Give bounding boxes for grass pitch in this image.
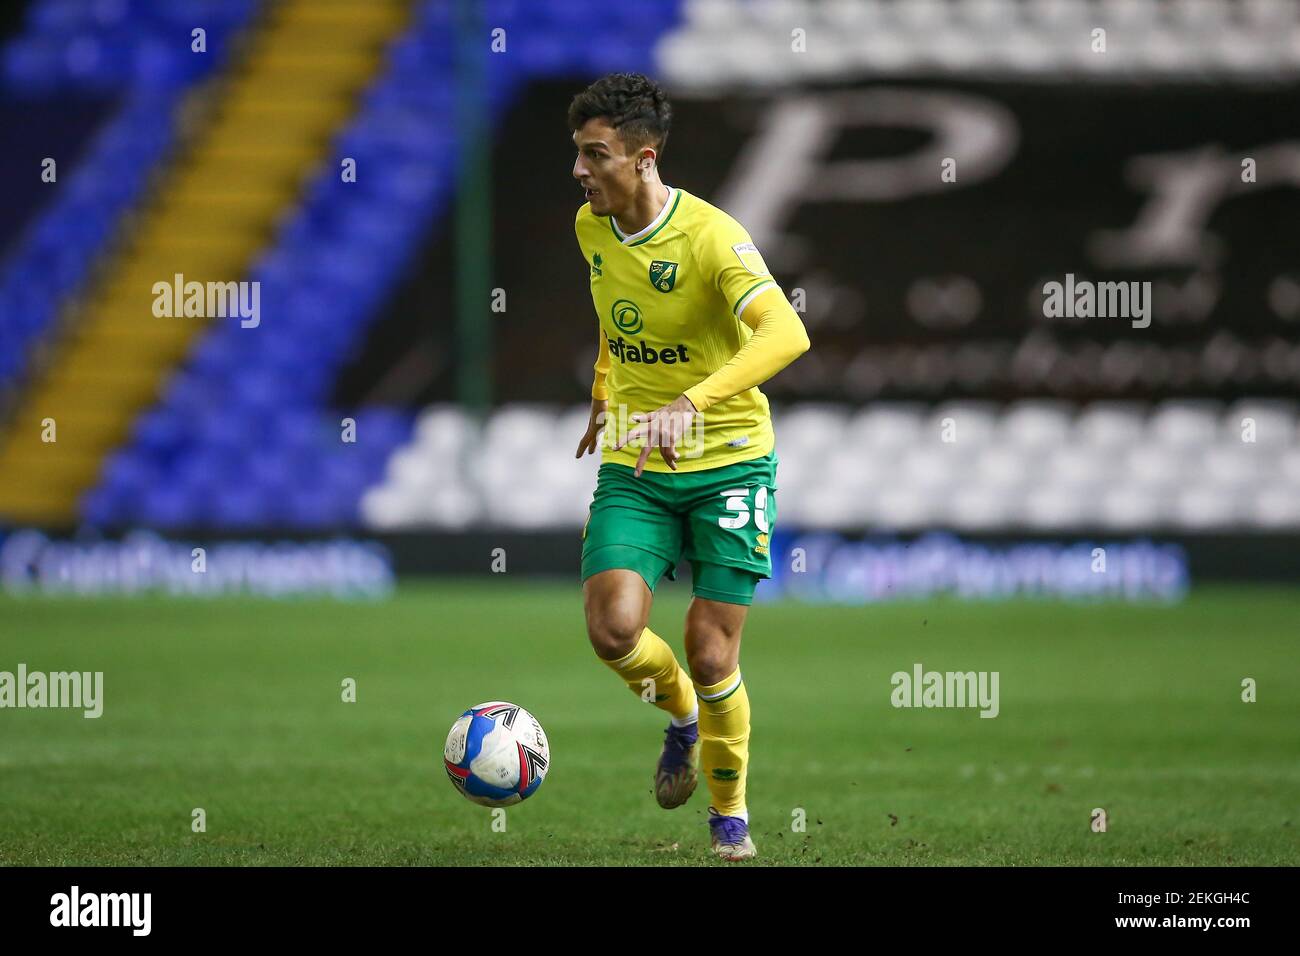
[2,581,1297,866]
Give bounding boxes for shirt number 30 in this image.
[718,486,770,531]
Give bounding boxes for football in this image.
[443,701,550,807]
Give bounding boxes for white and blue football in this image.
[443,701,550,807]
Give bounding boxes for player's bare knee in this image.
[586,611,642,660]
[685,641,733,686]
[583,597,644,660]
[583,571,650,659]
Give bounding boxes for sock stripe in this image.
[608,629,649,670]
[696,671,742,702]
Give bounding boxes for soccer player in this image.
[568,73,811,860]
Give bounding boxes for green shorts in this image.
[580,451,778,606]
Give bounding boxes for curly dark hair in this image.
[567,72,672,160]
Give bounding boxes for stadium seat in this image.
[359,394,1300,533]
[0,2,257,395]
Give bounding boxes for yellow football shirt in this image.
[575,185,784,472]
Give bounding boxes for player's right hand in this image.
[574,399,608,458]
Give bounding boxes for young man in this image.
[569,73,810,860]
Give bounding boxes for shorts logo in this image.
[649,259,678,293]
[611,298,643,334]
[755,532,769,556]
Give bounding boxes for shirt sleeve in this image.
[683,285,810,413]
[576,208,610,402]
[591,329,610,401]
[696,217,782,320]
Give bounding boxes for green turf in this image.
[1,581,1297,866]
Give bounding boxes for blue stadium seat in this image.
[71,0,681,529]
[0,0,258,398]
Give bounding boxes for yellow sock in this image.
[602,627,697,722]
[694,668,750,817]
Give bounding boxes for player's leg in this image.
[582,566,653,661]
[582,561,695,724]
[678,450,778,859]
[582,565,700,808]
[582,566,694,720]
[581,464,699,807]
[684,569,759,860]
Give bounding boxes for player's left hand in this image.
[613,394,698,476]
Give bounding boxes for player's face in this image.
[572,118,640,217]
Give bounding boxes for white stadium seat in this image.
[871,485,939,531]
[1074,402,1147,449]
[1097,486,1171,529]
[998,400,1074,449]
[1022,486,1094,529]
[1172,486,1246,529]
[662,0,1300,82]
[927,401,1000,447]
[1126,445,1189,491]
[945,485,1018,530]
[1149,399,1224,448]
[1044,445,1117,489]
[1224,400,1297,445]
[842,403,927,450]
[973,446,1035,489]
[1250,484,1300,527]
[363,399,1300,532]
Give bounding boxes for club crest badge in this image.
[649,259,678,293]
